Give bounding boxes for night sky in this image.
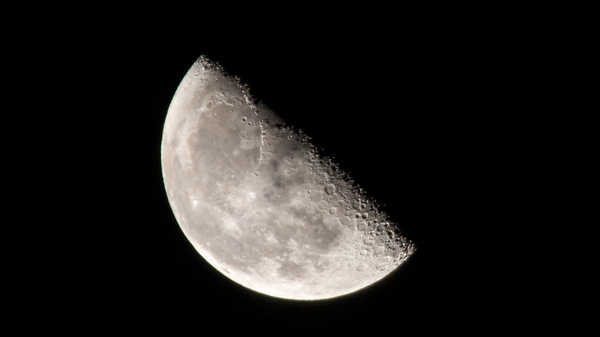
[8,4,596,335]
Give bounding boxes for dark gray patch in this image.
[270,158,281,172]
[278,261,307,280]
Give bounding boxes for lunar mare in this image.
[161,56,415,300]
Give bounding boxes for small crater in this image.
[239,130,247,138]
[325,183,336,195]
[341,217,352,226]
[242,117,247,122]
[314,174,326,185]
[318,200,328,210]
[357,221,368,231]
[328,207,337,215]
[206,101,213,109]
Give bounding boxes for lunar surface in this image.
[161,56,415,300]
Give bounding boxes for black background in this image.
[7,3,596,335]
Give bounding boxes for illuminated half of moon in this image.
[161,56,415,300]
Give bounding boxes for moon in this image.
[161,56,415,300]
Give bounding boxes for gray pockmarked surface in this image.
[161,56,415,300]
